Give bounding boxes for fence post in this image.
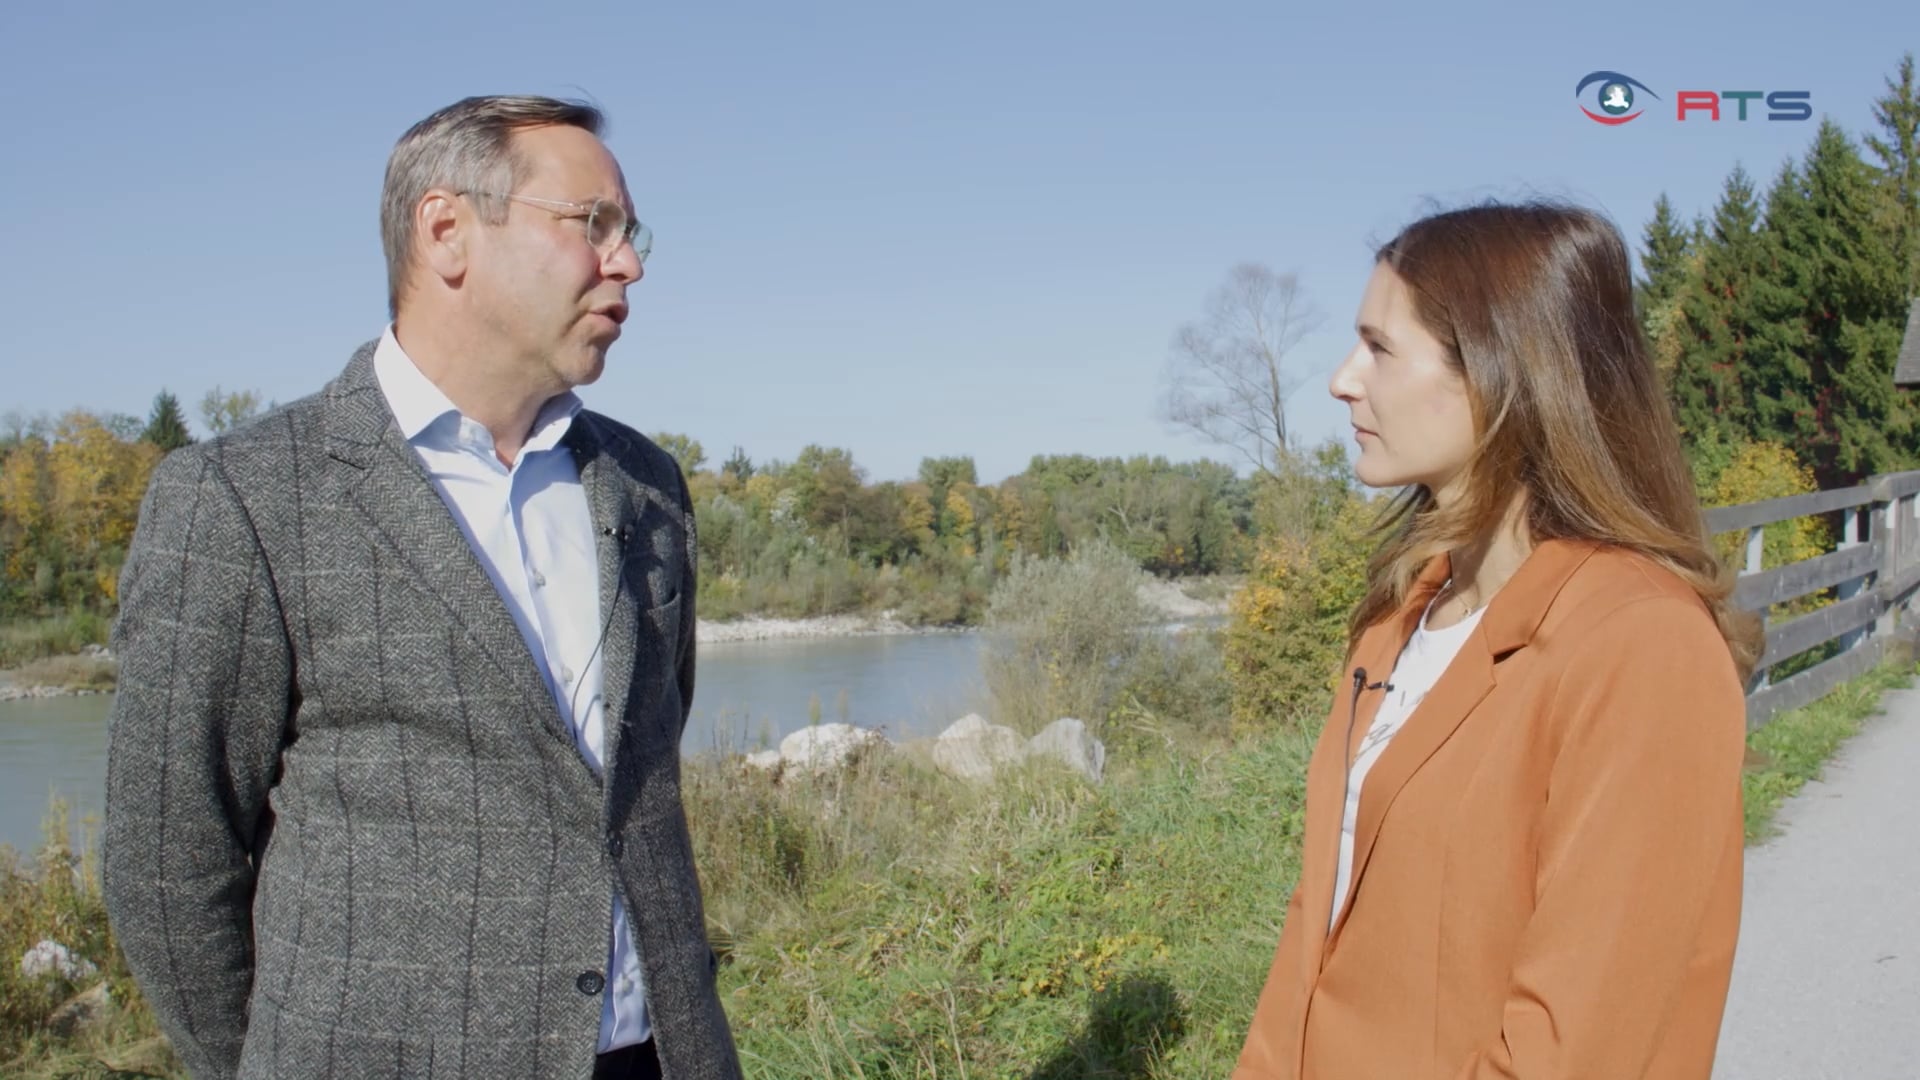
[1745,526,1768,690]
[1896,490,1912,622]
[1839,506,1869,653]
[1874,478,1898,640]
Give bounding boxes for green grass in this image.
[1740,658,1916,843]
[5,657,1912,1079]
[689,722,1317,1078]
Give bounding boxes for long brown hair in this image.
[1346,200,1761,679]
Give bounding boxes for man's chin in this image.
[573,350,608,387]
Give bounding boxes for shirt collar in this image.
[371,325,583,457]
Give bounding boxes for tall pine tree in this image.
[1637,193,1695,312]
[1865,51,1920,297]
[141,389,194,452]
[1743,161,1818,457]
[1755,121,1914,486]
[1637,193,1701,387]
[1672,166,1765,449]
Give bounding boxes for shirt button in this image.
[608,834,624,858]
[576,971,604,996]
[561,666,575,685]
[533,571,547,588]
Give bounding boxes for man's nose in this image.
[603,240,643,283]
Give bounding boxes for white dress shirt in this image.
[373,327,650,1051]
[1329,593,1486,931]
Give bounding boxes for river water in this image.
[0,630,991,856]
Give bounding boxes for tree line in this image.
[0,390,1255,629]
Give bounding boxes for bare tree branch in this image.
[1159,263,1325,478]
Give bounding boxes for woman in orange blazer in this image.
[1234,201,1762,1080]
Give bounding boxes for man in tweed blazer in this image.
[102,96,741,1080]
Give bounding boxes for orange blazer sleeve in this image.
[1452,596,1747,1079]
[1235,880,1313,1078]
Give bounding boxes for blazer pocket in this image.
[642,592,682,642]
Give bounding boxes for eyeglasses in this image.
[462,191,652,263]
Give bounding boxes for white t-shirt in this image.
[1329,593,1487,931]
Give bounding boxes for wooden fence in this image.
[1706,470,1920,728]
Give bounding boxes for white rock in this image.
[777,723,887,774]
[20,939,98,982]
[932,713,1028,781]
[742,750,784,772]
[1028,718,1106,783]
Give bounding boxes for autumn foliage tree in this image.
[0,411,160,615]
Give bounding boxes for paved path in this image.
[1713,687,1920,1080]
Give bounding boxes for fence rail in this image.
[1705,471,1920,729]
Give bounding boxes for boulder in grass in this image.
[1027,717,1106,783]
[932,713,1027,781]
[19,939,97,983]
[777,723,888,774]
[742,749,784,773]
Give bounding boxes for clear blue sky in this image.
[2,1,1911,483]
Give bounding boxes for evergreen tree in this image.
[1865,51,1920,296]
[140,389,194,452]
[721,445,755,485]
[1637,193,1694,314]
[1637,193,1702,388]
[1743,160,1820,459]
[1753,121,1914,486]
[1672,165,1765,448]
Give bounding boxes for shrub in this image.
[1698,437,1830,582]
[1696,436,1834,679]
[1105,627,1233,755]
[1225,490,1377,734]
[981,539,1155,736]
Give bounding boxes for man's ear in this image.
[416,189,469,286]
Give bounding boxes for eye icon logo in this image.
[1576,71,1658,125]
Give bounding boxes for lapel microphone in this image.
[1354,667,1395,693]
[571,520,642,734]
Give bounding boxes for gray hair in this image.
[380,95,606,317]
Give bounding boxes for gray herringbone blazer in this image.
[102,343,742,1080]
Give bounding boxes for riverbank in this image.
[0,649,116,702]
[0,579,1237,693]
[698,578,1230,645]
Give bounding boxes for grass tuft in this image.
[1740,660,1916,843]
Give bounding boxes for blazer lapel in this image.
[322,344,562,732]
[1323,538,1603,952]
[565,417,646,774]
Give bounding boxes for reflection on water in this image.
[0,630,992,854]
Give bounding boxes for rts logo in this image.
[1575,71,1812,124]
[1577,71,1658,125]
